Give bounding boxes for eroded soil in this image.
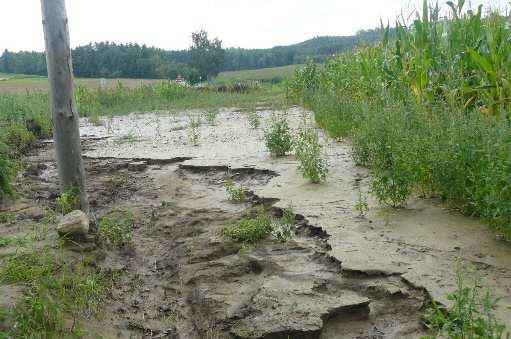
[2,107,510,338]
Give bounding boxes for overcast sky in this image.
[1,0,508,52]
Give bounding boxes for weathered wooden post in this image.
[41,0,89,213]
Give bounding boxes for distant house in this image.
[175,75,185,84]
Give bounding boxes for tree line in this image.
[0,29,383,82]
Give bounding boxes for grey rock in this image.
[57,210,89,237]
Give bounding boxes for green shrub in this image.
[3,123,35,155]
[98,210,134,248]
[204,108,219,125]
[294,128,328,183]
[0,142,16,202]
[264,115,293,157]
[271,207,296,242]
[425,268,508,338]
[247,111,261,129]
[188,114,201,146]
[225,179,246,203]
[56,187,80,215]
[223,209,273,243]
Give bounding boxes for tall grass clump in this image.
[288,0,511,237]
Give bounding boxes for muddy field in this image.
[2,107,510,338]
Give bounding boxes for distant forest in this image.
[0,29,383,82]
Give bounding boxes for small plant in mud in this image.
[97,210,135,248]
[56,187,80,215]
[271,206,296,242]
[247,110,261,129]
[294,128,328,183]
[0,211,16,225]
[424,267,508,338]
[223,208,273,243]
[354,188,369,217]
[188,114,201,146]
[204,109,219,126]
[264,115,293,157]
[225,179,246,203]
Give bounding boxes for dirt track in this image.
[5,107,510,338]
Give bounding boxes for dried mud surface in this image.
[2,107,510,338]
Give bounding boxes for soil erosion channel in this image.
[19,108,511,337]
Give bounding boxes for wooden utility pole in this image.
[41,0,89,213]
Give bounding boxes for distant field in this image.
[0,73,160,94]
[215,64,303,83]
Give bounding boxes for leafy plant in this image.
[264,115,293,157]
[294,128,328,183]
[271,206,296,242]
[223,209,273,243]
[225,179,246,203]
[424,268,508,338]
[354,188,369,217]
[188,114,201,146]
[56,187,80,215]
[204,108,219,125]
[247,110,261,129]
[97,210,135,248]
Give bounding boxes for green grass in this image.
[288,1,511,238]
[97,210,135,248]
[215,64,303,84]
[0,244,115,338]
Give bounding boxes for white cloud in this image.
[0,0,508,52]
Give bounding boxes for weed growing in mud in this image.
[223,209,273,243]
[0,211,15,225]
[271,206,296,242]
[264,115,293,157]
[56,187,80,215]
[204,109,219,126]
[247,110,261,129]
[355,189,369,217]
[0,237,11,247]
[294,128,328,183]
[424,267,508,338]
[225,179,246,203]
[188,114,201,146]
[98,210,135,248]
[224,207,297,244]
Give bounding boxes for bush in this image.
[425,268,508,338]
[56,187,80,215]
[264,115,293,157]
[223,209,273,243]
[0,142,16,202]
[294,128,328,183]
[225,179,246,203]
[3,123,35,155]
